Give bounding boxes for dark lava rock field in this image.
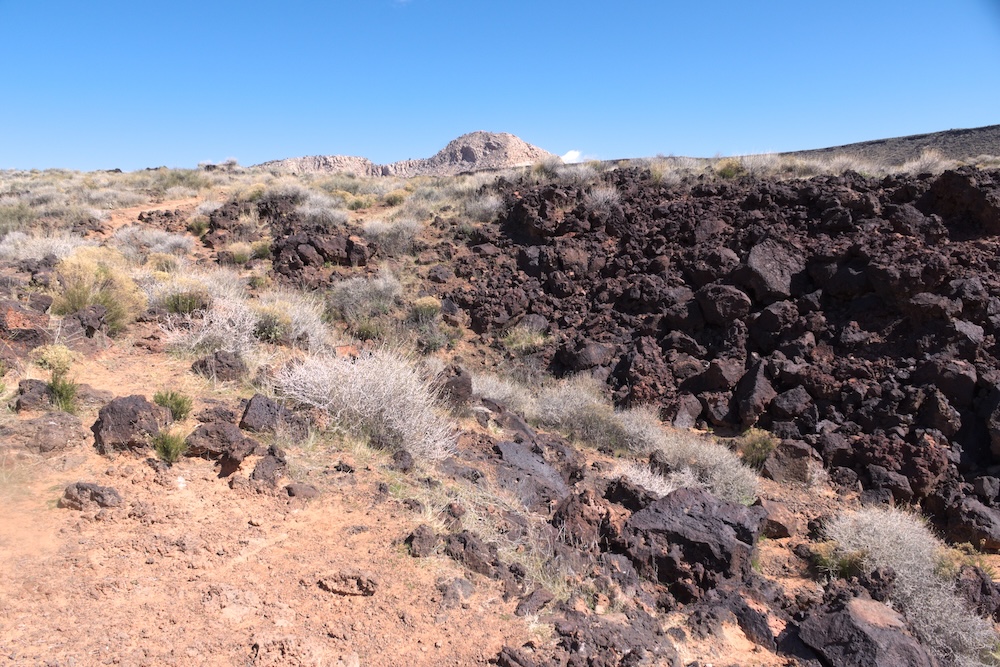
[444,166,1000,550]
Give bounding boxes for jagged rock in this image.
[92,395,171,454]
[405,524,439,557]
[14,379,52,412]
[191,350,247,382]
[58,482,122,510]
[619,488,766,601]
[799,595,939,667]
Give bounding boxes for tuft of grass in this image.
[714,157,746,179]
[825,507,998,666]
[0,201,39,234]
[49,369,78,414]
[362,218,420,257]
[162,289,211,315]
[502,323,549,354]
[154,390,193,421]
[328,272,401,324]
[735,428,779,470]
[409,296,441,324]
[529,376,758,504]
[51,247,147,336]
[275,348,456,463]
[153,431,188,464]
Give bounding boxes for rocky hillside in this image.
[4,157,1000,666]
[256,131,555,177]
[786,123,1000,166]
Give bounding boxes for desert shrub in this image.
[362,218,420,256]
[251,239,271,260]
[464,193,504,222]
[0,231,92,262]
[615,406,758,505]
[187,216,209,236]
[296,192,349,226]
[533,375,627,448]
[900,148,955,175]
[154,390,193,421]
[153,430,188,464]
[147,169,209,195]
[382,190,407,207]
[714,157,746,179]
[409,296,441,324]
[165,296,259,357]
[532,156,563,178]
[275,348,456,462]
[584,185,621,211]
[735,428,779,469]
[0,201,38,233]
[252,289,329,351]
[824,507,998,666]
[111,225,193,261]
[32,345,74,374]
[51,247,147,335]
[471,373,537,417]
[49,369,78,414]
[328,272,401,323]
[531,377,757,504]
[146,252,179,273]
[502,322,549,353]
[616,461,700,497]
[346,195,375,211]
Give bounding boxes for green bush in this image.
[736,428,779,470]
[154,390,193,421]
[49,369,78,414]
[163,289,211,315]
[153,431,188,464]
[0,201,38,234]
[51,247,147,336]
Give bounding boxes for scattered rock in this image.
[92,395,171,454]
[191,350,248,382]
[316,570,377,596]
[58,482,122,510]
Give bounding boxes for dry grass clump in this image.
[275,348,456,462]
[502,321,549,353]
[51,247,147,335]
[824,507,998,666]
[362,218,420,256]
[527,376,757,504]
[471,372,537,418]
[615,461,700,497]
[463,193,504,222]
[111,225,193,262]
[0,231,92,261]
[327,272,402,323]
[583,185,621,212]
[296,192,349,227]
[251,289,329,351]
[899,148,956,175]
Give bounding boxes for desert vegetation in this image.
[3,130,1000,665]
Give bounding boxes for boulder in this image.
[619,488,766,600]
[58,482,122,510]
[695,284,752,325]
[191,350,247,382]
[92,395,171,454]
[799,596,938,667]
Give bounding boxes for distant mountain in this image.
[783,124,1000,165]
[255,131,555,177]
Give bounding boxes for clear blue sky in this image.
[2,0,998,171]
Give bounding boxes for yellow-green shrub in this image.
[52,247,147,335]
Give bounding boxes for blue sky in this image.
[1,0,998,171]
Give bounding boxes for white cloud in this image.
[561,150,583,163]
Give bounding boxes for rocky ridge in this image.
[255,131,555,177]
